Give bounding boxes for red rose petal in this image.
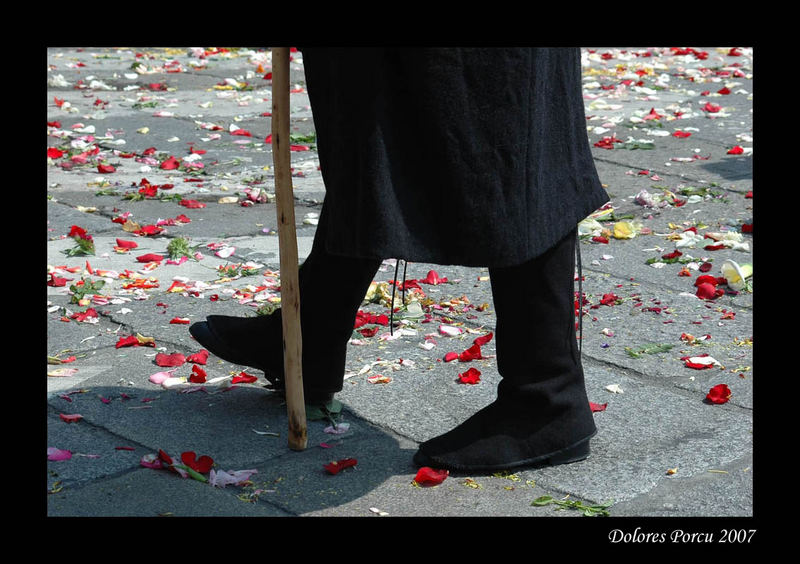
[420,270,447,285]
[181,451,214,473]
[155,352,186,367]
[136,253,164,263]
[589,402,608,413]
[358,326,380,338]
[413,467,449,487]
[180,199,206,209]
[186,350,209,364]
[115,238,138,249]
[189,364,207,383]
[231,371,258,384]
[116,335,140,348]
[323,458,358,475]
[473,332,493,347]
[458,343,483,362]
[458,367,481,385]
[158,449,174,465]
[600,293,620,306]
[696,283,721,300]
[160,156,181,170]
[706,384,731,404]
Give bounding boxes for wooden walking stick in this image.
[271,46,307,451]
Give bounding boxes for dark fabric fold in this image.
[301,47,608,267]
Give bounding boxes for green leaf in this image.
[166,237,202,261]
[69,278,106,303]
[174,464,209,483]
[256,304,278,316]
[625,343,674,358]
[531,495,613,516]
[289,132,317,144]
[305,398,343,421]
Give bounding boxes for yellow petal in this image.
[135,334,156,346]
[613,221,634,239]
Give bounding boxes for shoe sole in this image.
[413,431,596,473]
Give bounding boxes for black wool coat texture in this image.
[301,47,609,268]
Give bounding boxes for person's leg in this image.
[190,210,381,402]
[413,228,596,471]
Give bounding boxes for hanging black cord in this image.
[576,231,583,354]
[401,260,408,305]
[390,259,399,335]
[389,259,409,337]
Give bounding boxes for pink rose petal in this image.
[209,469,258,488]
[149,369,178,385]
[47,447,72,461]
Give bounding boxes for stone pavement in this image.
[46,46,757,534]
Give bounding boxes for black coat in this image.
[301,47,608,268]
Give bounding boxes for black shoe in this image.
[413,396,595,472]
[413,228,597,473]
[189,315,336,404]
[189,316,280,378]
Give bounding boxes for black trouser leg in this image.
[192,208,381,398]
[414,228,596,472]
[489,228,586,408]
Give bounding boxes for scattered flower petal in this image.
[367,374,392,384]
[720,260,752,291]
[47,447,72,461]
[413,467,449,487]
[186,350,209,364]
[231,371,258,384]
[136,253,164,263]
[683,355,721,370]
[439,325,462,336]
[189,364,207,383]
[181,451,214,473]
[458,343,483,362]
[324,422,351,435]
[155,352,186,367]
[473,332,494,347]
[209,469,258,488]
[149,369,179,385]
[140,453,164,469]
[458,367,481,385]
[324,458,358,475]
[706,384,731,404]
